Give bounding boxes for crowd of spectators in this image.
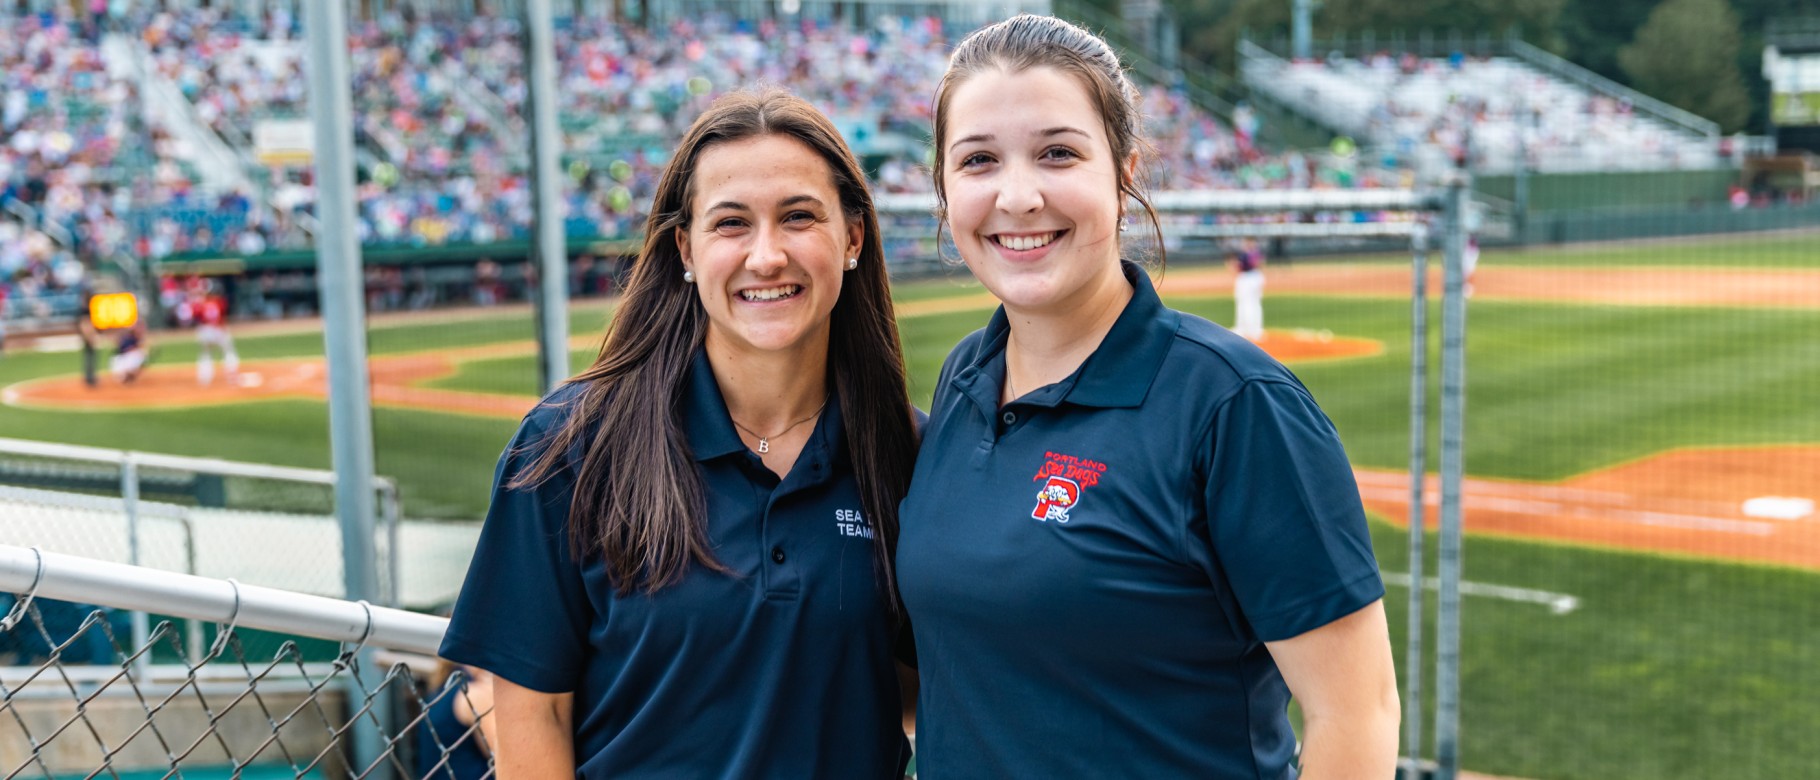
[0,12,129,330]
[101,7,1397,257]
[1,2,1418,325]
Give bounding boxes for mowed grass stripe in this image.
[1487,229,1820,269]
[1372,520,1820,780]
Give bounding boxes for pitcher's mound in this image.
[1254,329,1382,363]
[4,360,324,411]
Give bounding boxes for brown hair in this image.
[930,14,1164,262]
[513,88,917,603]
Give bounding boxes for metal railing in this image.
[1242,35,1722,151]
[109,33,259,196]
[1236,39,1360,140]
[0,544,490,779]
[1503,38,1719,141]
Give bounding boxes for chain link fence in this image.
[0,545,492,779]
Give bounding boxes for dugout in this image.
[1743,153,1820,202]
[149,237,638,322]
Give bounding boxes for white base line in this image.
[1357,486,1778,537]
[1382,571,1580,615]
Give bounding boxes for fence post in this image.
[304,0,387,772]
[526,0,571,395]
[1401,221,1430,780]
[121,453,150,680]
[381,482,402,609]
[1434,155,1472,780]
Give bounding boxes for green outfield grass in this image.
[1168,295,1820,480]
[1487,231,1820,269]
[13,268,1816,516]
[424,291,1820,482]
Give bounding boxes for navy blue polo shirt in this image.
[441,351,904,779]
[897,263,1383,779]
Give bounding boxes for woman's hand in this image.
[452,667,497,756]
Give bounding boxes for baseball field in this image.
[2,230,1817,779]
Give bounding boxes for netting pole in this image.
[1400,222,1430,780]
[1434,165,1472,780]
[305,0,386,772]
[527,0,571,394]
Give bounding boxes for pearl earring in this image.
[1118,218,1129,233]
[846,257,859,271]
[683,270,695,284]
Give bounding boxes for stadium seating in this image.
[106,8,1391,257]
[2,5,1405,291]
[1249,49,1720,174]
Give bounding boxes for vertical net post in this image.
[526,0,572,395]
[1401,222,1430,780]
[304,0,385,771]
[1434,163,1472,780]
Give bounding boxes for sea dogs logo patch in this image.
[1032,476,1081,522]
[1029,451,1108,523]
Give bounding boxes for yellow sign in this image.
[89,293,139,330]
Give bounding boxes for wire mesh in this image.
[0,598,492,779]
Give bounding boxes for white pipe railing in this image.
[0,437,342,487]
[1505,39,1719,140]
[0,545,447,656]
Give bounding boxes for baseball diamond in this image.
[3,232,1818,779]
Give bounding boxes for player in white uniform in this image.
[1231,236,1266,341]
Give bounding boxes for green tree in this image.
[1616,0,1752,131]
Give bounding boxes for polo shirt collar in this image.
[963,261,1177,410]
[682,349,748,462]
[680,348,846,470]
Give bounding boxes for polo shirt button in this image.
[1001,411,1017,425]
[771,546,786,564]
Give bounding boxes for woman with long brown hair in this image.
[440,87,918,778]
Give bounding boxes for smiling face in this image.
[676,133,862,363]
[942,65,1132,316]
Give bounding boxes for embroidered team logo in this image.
[1028,451,1108,524]
[1032,476,1081,523]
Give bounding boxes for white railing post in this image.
[120,453,151,681]
[379,480,402,609]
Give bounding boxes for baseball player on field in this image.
[1230,236,1267,341]
[188,278,238,385]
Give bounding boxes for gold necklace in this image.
[730,399,828,454]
